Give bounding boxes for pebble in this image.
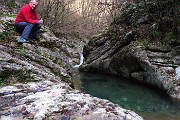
[3,111,11,116]
[105,107,114,112]
[0,112,4,116]
[3,91,12,95]
[27,113,34,119]
[59,114,70,120]
[12,109,21,115]
[126,114,132,120]
[21,106,29,115]
[22,110,29,115]
[24,99,34,105]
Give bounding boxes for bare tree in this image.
[38,0,129,38]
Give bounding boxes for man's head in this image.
[29,0,38,10]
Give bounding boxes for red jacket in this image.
[14,4,39,25]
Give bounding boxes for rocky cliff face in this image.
[82,32,180,100]
[82,1,180,100]
[0,15,143,120]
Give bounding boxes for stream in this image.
[81,72,180,120]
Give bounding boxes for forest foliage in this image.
[111,0,179,45]
[1,0,179,41]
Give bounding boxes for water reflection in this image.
[81,72,180,120]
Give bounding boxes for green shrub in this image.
[113,3,146,27]
[163,32,173,44]
[7,0,16,8]
[0,78,6,86]
[0,19,17,42]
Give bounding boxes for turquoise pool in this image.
[81,72,180,120]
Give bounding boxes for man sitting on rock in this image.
[14,0,43,44]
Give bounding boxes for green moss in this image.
[7,0,16,8]
[163,32,173,44]
[14,70,27,83]
[0,33,7,41]
[52,59,62,66]
[113,3,145,26]
[61,75,71,83]
[19,47,26,56]
[41,53,51,59]
[7,59,15,63]
[0,19,17,42]
[133,39,148,47]
[0,78,6,86]
[73,76,83,90]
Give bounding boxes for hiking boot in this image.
[18,37,29,44]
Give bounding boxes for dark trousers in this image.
[15,22,41,40]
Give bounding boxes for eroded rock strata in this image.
[0,17,143,119]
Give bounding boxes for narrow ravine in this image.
[81,72,180,120]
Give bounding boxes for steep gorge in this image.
[81,0,180,100]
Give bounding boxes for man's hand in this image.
[39,19,43,24]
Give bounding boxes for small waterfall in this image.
[70,46,84,90]
[73,51,84,68]
[66,45,84,69]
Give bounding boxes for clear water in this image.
[81,72,180,120]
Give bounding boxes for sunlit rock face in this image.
[0,37,143,120]
[0,81,143,120]
[0,19,143,120]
